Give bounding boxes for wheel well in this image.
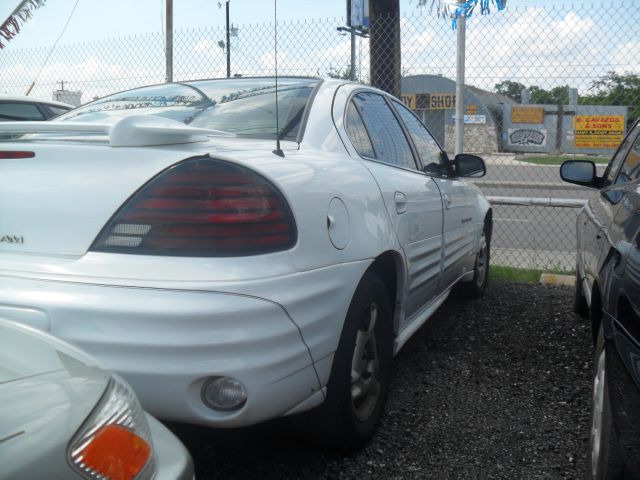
[485,209,493,243]
[591,282,603,345]
[368,251,402,334]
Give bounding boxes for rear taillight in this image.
[90,156,296,256]
[0,151,35,159]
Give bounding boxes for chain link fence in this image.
[1,1,638,271]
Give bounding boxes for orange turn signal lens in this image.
[79,424,151,480]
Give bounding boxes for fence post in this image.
[454,0,466,155]
[165,0,173,83]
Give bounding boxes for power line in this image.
[26,0,81,95]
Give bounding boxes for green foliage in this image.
[489,265,573,283]
[493,81,572,105]
[529,85,571,105]
[326,66,353,80]
[494,80,526,103]
[579,71,640,126]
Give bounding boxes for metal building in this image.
[401,74,514,154]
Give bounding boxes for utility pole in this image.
[337,24,367,81]
[165,0,173,83]
[369,0,400,97]
[350,28,356,81]
[454,0,466,155]
[226,0,231,78]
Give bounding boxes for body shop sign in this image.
[508,128,547,147]
[574,115,624,148]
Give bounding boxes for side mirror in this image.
[560,160,597,188]
[454,154,486,178]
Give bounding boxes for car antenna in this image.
[272,0,285,158]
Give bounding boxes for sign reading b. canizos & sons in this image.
[574,115,625,149]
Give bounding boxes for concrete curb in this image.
[539,273,575,286]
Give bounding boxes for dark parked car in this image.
[561,119,640,479]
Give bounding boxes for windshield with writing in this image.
[55,78,319,141]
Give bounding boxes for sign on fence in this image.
[512,106,544,124]
[574,115,625,149]
[508,128,548,147]
[452,114,487,124]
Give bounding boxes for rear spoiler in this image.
[0,115,235,147]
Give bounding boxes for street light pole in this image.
[454,0,466,155]
[225,0,231,78]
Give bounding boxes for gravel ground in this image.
[169,282,593,479]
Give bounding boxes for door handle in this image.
[443,193,452,209]
[394,192,408,214]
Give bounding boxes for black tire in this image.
[456,221,490,299]
[588,324,624,479]
[574,267,589,318]
[306,271,393,451]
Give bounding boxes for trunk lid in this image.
[0,142,197,256]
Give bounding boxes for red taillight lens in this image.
[90,157,297,256]
[0,151,35,159]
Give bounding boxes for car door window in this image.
[391,99,445,175]
[604,123,640,186]
[351,92,417,170]
[615,130,640,183]
[345,102,375,158]
[0,102,45,121]
[603,124,640,203]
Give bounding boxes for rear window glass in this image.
[55,78,319,141]
[48,106,72,117]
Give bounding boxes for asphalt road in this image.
[469,160,605,269]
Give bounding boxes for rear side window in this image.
[391,100,443,173]
[0,102,45,121]
[352,92,417,170]
[345,102,375,158]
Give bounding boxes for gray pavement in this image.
[466,154,604,270]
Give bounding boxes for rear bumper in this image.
[0,275,321,427]
[0,259,370,427]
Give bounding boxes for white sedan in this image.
[0,77,491,449]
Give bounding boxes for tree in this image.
[326,66,353,80]
[492,82,572,105]
[579,71,640,126]
[494,80,526,103]
[529,85,571,105]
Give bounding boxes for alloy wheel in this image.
[591,346,606,477]
[350,303,382,422]
[475,230,488,288]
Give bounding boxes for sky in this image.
[0,0,637,101]
[0,0,572,48]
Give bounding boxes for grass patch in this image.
[515,156,608,166]
[489,265,573,283]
